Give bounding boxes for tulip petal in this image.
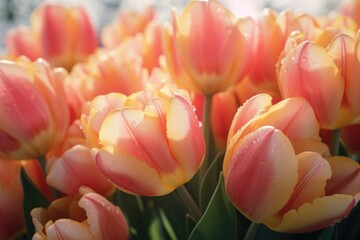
[167,95,205,179]
[0,62,51,140]
[99,104,177,174]
[327,34,360,125]
[95,147,171,196]
[266,195,355,233]
[228,93,273,141]
[45,219,93,240]
[47,145,114,196]
[81,93,127,147]
[277,152,331,213]
[325,156,360,199]
[224,126,297,222]
[5,26,41,60]
[79,192,129,240]
[243,97,320,142]
[292,139,330,156]
[346,38,360,116]
[278,41,344,128]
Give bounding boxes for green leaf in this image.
[20,167,50,239]
[199,150,224,211]
[153,190,189,240]
[336,202,360,240]
[317,225,338,240]
[189,173,237,240]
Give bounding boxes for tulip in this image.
[163,0,253,94]
[101,6,155,49]
[31,187,129,240]
[5,3,98,70]
[0,158,49,240]
[278,33,360,129]
[65,44,145,121]
[0,57,69,159]
[83,85,205,196]
[47,145,115,197]
[340,0,360,25]
[223,94,360,233]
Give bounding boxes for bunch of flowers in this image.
[1,0,360,239]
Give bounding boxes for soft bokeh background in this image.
[0,0,340,53]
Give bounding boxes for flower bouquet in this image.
[1,0,360,239]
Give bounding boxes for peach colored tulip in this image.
[83,85,205,196]
[0,158,50,240]
[136,21,165,70]
[0,57,69,159]
[101,6,155,49]
[47,145,115,197]
[32,188,129,240]
[163,0,254,94]
[224,94,360,233]
[5,3,98,70]
[236,9,358,104]
[340,0,360,26]
[65,45,145,121]
[278,33,360,129]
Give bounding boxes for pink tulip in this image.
[32,188,129,240]
[340,0,360,26]
[83,85,205,196]
[0,159,49,240]
[278,33,360,129]
[47,145,115,196]
[5,3,98,70]
[101,6,155,49]
[224,94,360,233]
[66,45,145,121]
[0,57,69,159]
[163,0,254,94]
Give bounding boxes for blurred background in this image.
[0,0,341,53]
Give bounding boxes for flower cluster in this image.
[0,0,360,239]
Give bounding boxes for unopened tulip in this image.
[47,145,115,196]
[0,57,69,159]
[163,0,253,94]
[32,188,129,240]
[224,94,360,233]
[0,159,49,240]
[83,85,205,196]
[5,3,98,70]
[278,33,360,129]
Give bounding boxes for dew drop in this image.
[198,121,203,128]
[302,56,308,62]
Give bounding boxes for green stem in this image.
[175,185,202,222]
[243,222,261,240]
[330,129,341,156]
[199,94,216,182]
